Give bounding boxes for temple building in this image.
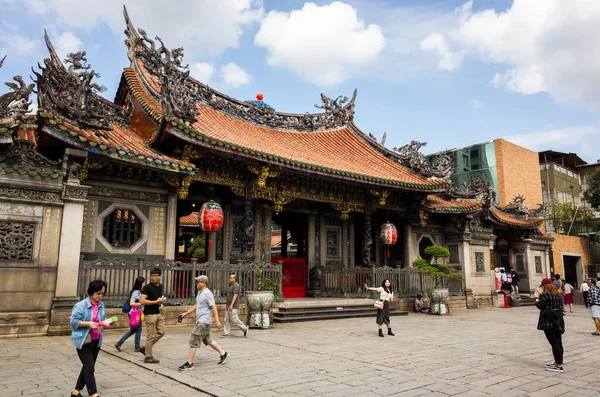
[0,8,552,336]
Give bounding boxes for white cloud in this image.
[504,126,600,159]
[0,22,39,57]
[254,1,385,86]
[421,0,600,110]
[53,31,83,60]
[192,62,215,85]
[420,32,462,71]
[469,98,484,109]
[221,62,251,87]
[19,0,264,57]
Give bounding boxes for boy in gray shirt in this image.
[177,275,229,370]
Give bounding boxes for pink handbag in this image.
[129,306,141,328]
[374,300,384,309]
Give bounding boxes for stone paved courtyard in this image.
[2,305,599,396]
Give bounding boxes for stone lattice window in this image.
[0,221,35,261]
[535,256,543,273]
[102,209,142,248]
[475,252,485,272]
[449,245,459,263]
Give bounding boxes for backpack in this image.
[121,293,132,313]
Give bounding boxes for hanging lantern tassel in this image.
[208,236,213,249]
[387,247,390,259]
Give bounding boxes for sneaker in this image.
[243,328,248,337]
[545,362,555,368]
[114,343,121,352]
[177,362,195,371]
[218,352,229,365]
[138,347,146,356]
[545,364,563,373]
[144,357,160,364]
[220,334,231,339]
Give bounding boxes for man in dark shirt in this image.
[140,267,166,363]
[587,279,600,335]
[221,274,248,338]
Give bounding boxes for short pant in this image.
[189,322,212,348]
[591,305,600,319]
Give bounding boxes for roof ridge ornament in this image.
[446,177,488,199]
[0,72,35,129]
[392,140,452,180]
[122,6,358,131]
[494,194,549,220]
[32,31,131,130]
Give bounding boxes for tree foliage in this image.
[413,246,462,288]
[186,233,206,258]
[549,202,598,235]
[583,170,600,210]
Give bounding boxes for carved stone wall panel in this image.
[0,221,35,261]
[0,187,61,204]
[326,226,341,260]
[80,200,97,253]
[475,251,485,273]
[89,185,168,203]
[147,206,166,256]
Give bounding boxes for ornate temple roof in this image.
[119,8,450,192]
[179,212,199,227]
[30,32,193,175]
[422,195,481,214]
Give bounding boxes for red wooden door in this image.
[272,257,306,298]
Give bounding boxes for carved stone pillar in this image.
[349,217,355,267]
[222,204,231,262]
[362,214,374,267]
[342,218,349,268]
[319,215,327,266]
[165,190,178,260]
[243,199,254,253]
[308,214,316,270]
[263,204,272,263]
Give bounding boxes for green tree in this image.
[549,202,598,235]
[413,246,462,288]
[186,233,206,258]
[583,170,600,210]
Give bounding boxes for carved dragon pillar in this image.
[362,214,374,268]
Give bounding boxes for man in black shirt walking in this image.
[140,267,166,363]
[221,274,248,338]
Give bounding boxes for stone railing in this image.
[77,256,282,306]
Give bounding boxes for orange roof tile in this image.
[39,112,193,173]
[489,207,544,228]
[422,195,481,213]
[180,212,199,227]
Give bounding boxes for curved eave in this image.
[39,114,193,175]
[489,209,544,229]
[165,122,446,192]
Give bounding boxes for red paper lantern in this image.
[380,222,398,246]
[198,201,223,232]
[256,93,264,101]
[380,222,398,259]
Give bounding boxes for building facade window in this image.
[475,251,485,272]
[102,209,142,248]
[449,245,459,263]
[418,236,435,262]
[0,221,35,261]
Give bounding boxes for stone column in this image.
[307,214,316,269]
[404,222,412,267]
[253,201,262,259]
[349,217,355,267]
[319,215,327,266]
[342,218,349,268]
[165,190,178,260]
[207,233,217,262]
[222,204,231,263]
[361,214,373,267]
[263,204,272,263]
[48,182,90,335]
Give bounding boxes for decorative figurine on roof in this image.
[446,177,488,199]
[0,55,5,68]
[33,32,130,130]
[315,88,357,129]
[499,194,548,220]
[393,141,452,180]
[0,73,34,128]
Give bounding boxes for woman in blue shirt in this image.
[70,280,108,397]
[115,276,145,353]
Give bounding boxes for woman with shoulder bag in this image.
[69,280,109,397]
[535,278,565,373]
[364,279,396,337]
[115,276,145,353]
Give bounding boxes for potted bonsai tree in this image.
[412,246,462,315]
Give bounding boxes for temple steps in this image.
[273,299,408,323]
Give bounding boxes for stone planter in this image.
[246,291,275,329]
[428,288,449,315]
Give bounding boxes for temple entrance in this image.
[563,255,582,287]
[271,212,308,298]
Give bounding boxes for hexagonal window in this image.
[102,209,142,248]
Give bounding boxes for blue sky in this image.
[1,0,600,162]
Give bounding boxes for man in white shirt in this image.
[581,279,591,308]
